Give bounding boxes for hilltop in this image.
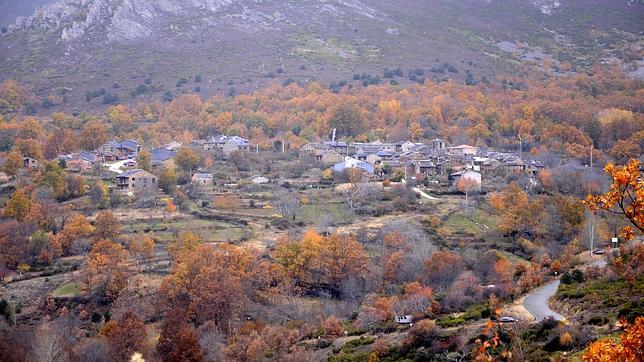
[0,0,642,112]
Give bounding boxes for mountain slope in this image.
[0,0,642,112]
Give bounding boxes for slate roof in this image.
[151,147,176,163]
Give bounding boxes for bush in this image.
[587,315,607,325]
[618,300,644,323]
[315,338,332,350]
[283,78,294,86]
[436,315,465,328]
[102,93,119,105]
[0,299,11,320]
[571,269,585,283]
[561,271,572,285]
[195,74,202,82]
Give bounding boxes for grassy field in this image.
[52,282,78,298]
[441,209,497,237]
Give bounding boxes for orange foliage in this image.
[583,317,644,362]
[585,159,643,239]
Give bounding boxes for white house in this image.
[449,144,478,156]
[449,170,481,190]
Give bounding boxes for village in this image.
[5,132,547,201]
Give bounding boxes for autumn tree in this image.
[101,311,147,361]
[583,316,643,362]
[4,188,32,222]
[329,102,362,138]
[39,161,67,200]
[136,150,152,172]
[158,244,268,330]
[456,176,479,210]
[94,210,121,241]
[44,129,77,159]
[129,233,155,271]
[56,214,94,255]
[157,308,204,362]
[490,182,544,237]
[85,239,128,300]
[107,105,134,134]
[159,167,178,194]
[423,250,464,291]
[175,147,200,173]
[79,121,108,151]
[14,138,43,161]
[0,79,29,114]
[585,159,643,240]
[2,151,23,178]
[273,231,368,292]
[90,181,111,209]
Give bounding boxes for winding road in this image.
[523,257,607,322]
[523,280,565,322]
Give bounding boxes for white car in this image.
[500,316,518,323]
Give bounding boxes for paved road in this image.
[523,280,565,322]
[523,257,607,322]
[104,159,130,175]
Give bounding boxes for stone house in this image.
[115,169,158,192]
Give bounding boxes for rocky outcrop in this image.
[9,0,378,43]
[529,0,561,15]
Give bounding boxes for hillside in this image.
[0,0,642,112]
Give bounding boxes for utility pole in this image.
[589,143,593,255]
[518,134,523,159]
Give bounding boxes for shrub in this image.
[436,315,465,328]
[315,339,332,350]
[102,93,119,105]
[571,269,585,283]
[0,299,11,320]
[283,78,294,86]
[561,271,572,285]
[195,74,202,82]
[618,301,644,323]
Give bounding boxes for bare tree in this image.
[197,321,226,362]
[456,177,479,210]
[271,189,301,221]
[341,275,365,308]
[32,323,69,362]
[78,339,109,362]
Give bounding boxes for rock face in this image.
[9,0,380,42]
[529,0,561,14]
